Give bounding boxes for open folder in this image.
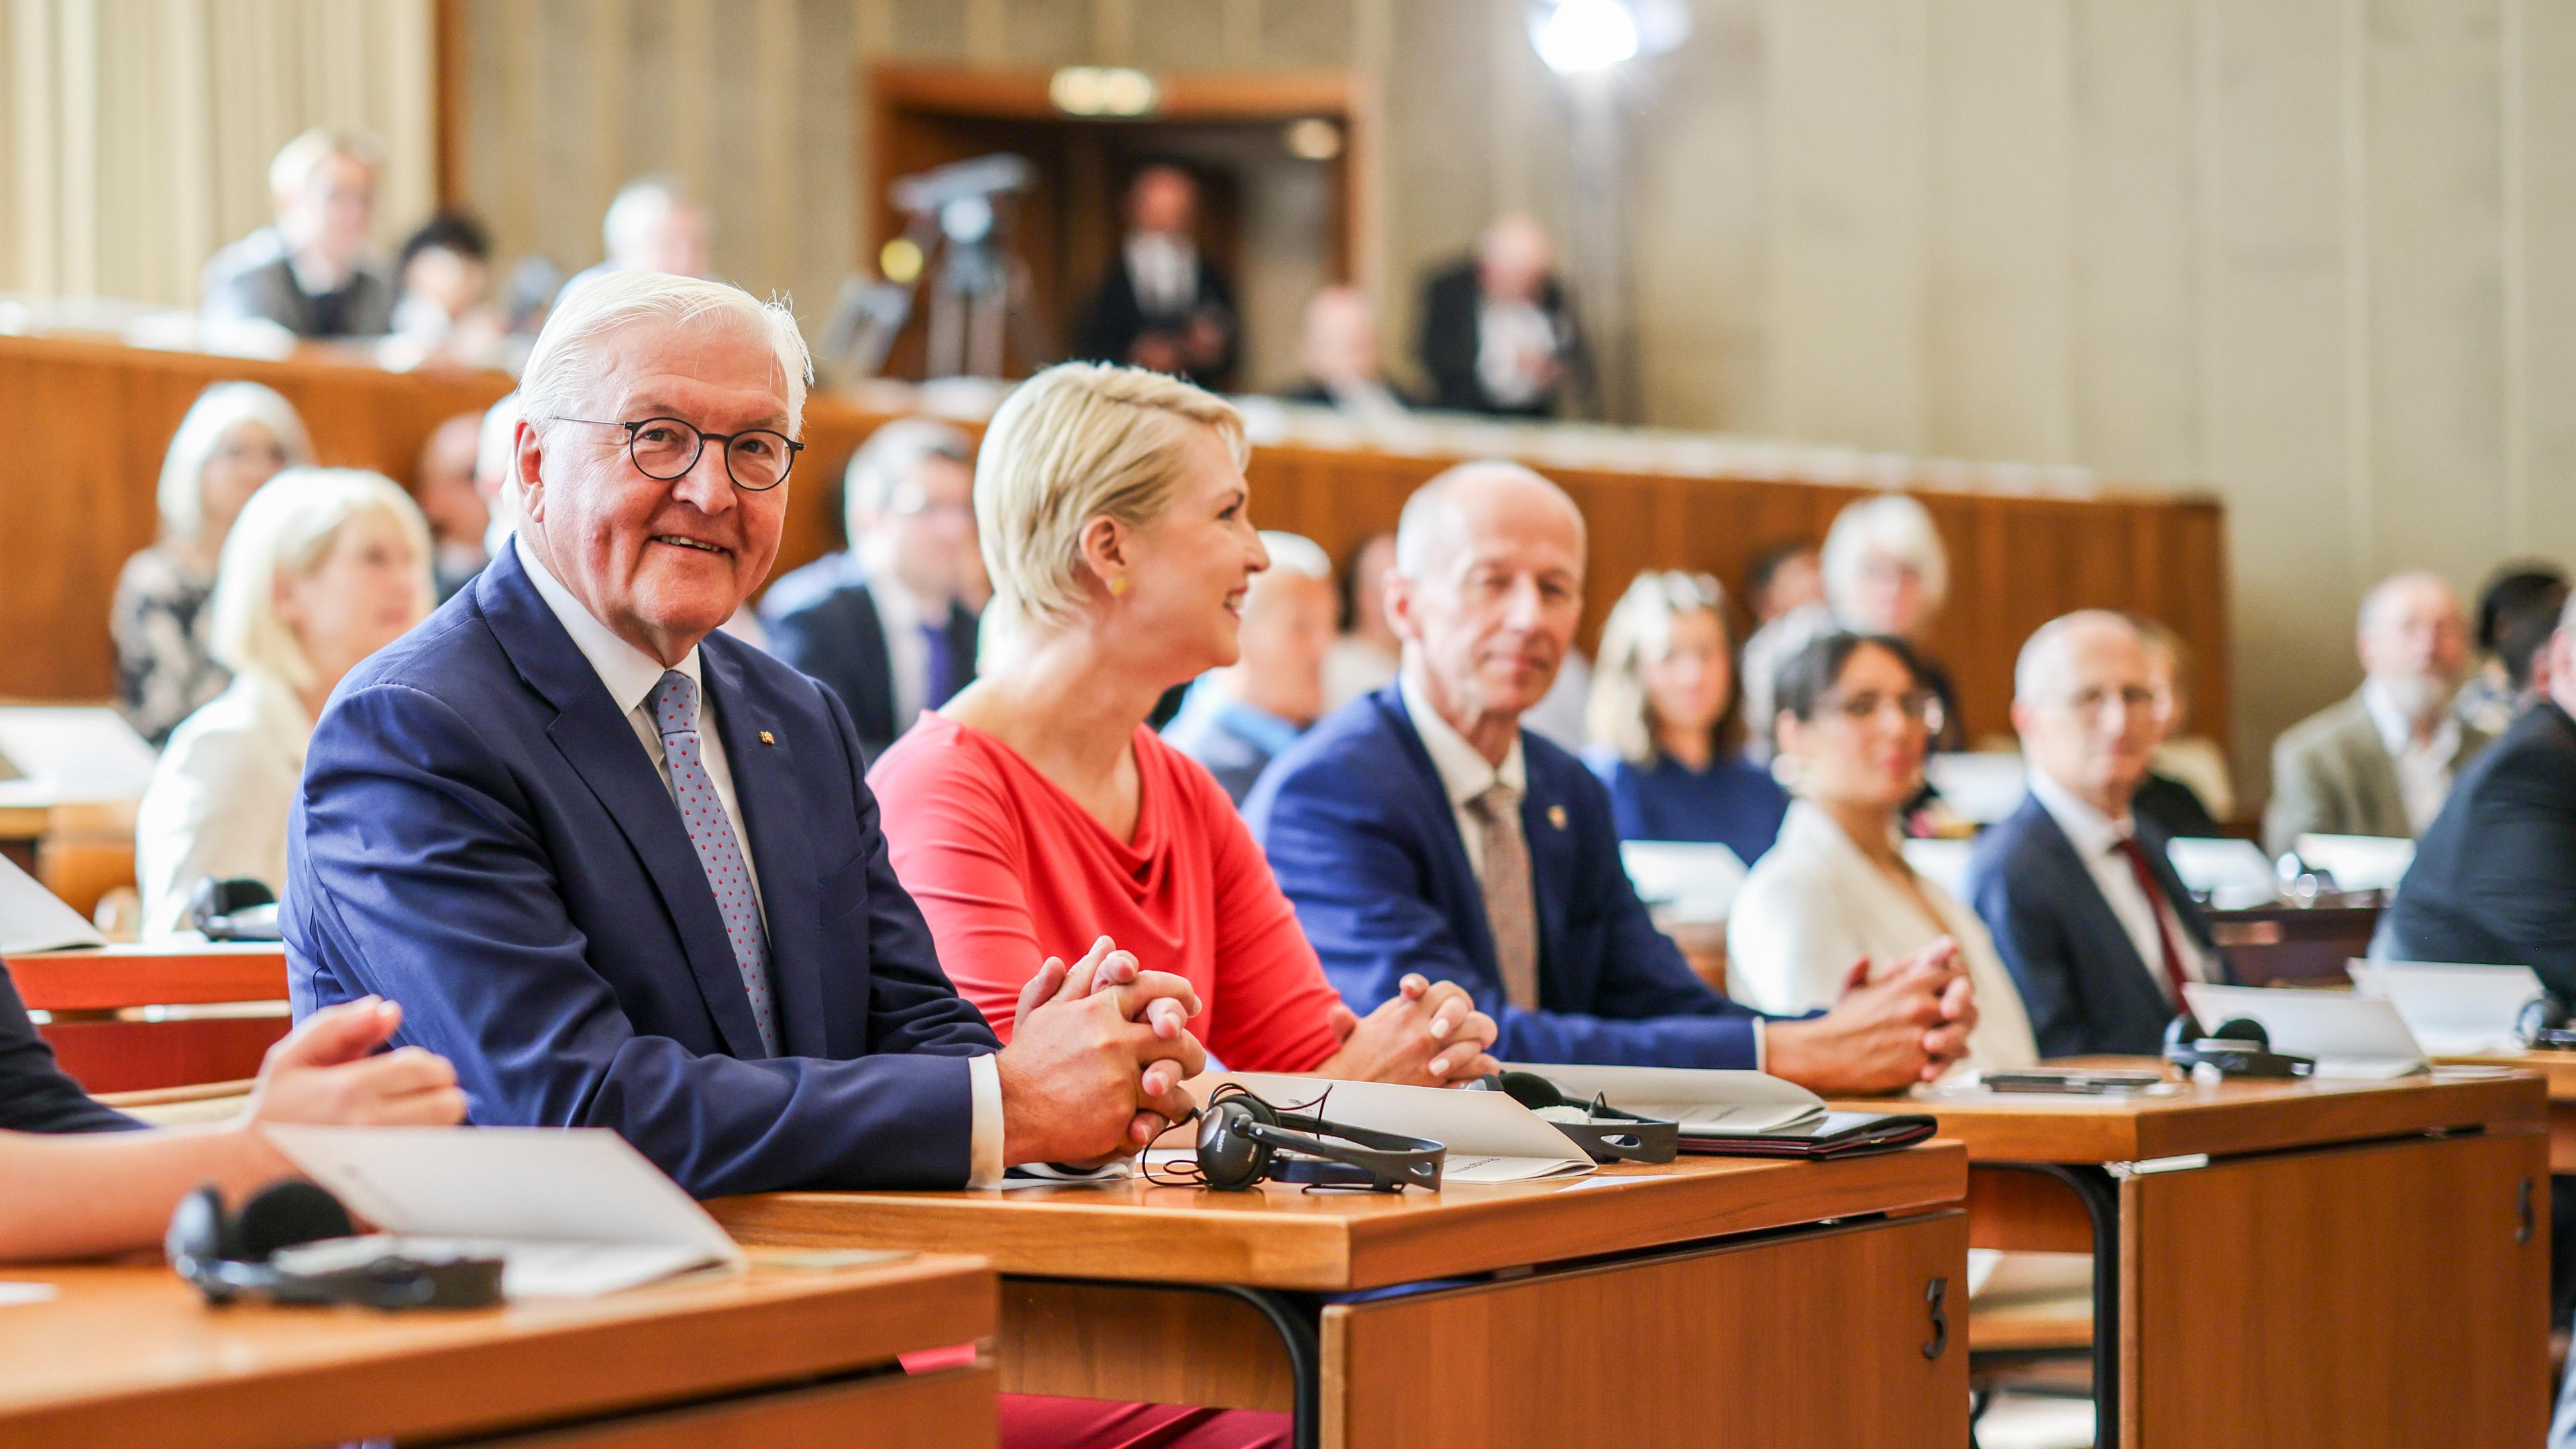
[262,1126,746,1298]
[1140,1073,1596,1185]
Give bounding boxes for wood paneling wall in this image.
[0,335,2226,760]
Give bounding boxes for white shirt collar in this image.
[2361,678,2461,763]
[1399,669,1526,807]
[513,532,700,716]
[2027,765,2129,859]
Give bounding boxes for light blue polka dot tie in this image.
[649,670,780,1057]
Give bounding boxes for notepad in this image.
[2349,961,2546,1055]
[2181,984,2428,1079]
[0,854,105,954]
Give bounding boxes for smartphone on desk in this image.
[1978,1068,2166,1095]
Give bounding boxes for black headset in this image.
[187,877,282,943]
[2520,993,2576,1051]
[2161,1014,2316,1078]
[166,1179,504,1310]
[1182,1084,1446,1193]
[1466,1069,1678,1164]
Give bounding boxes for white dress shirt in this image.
[515,535,1004,1183]
[2026,769,2215,1006]
[1476,298,1559,409]
[2362,679,2464,835]
[136,672,311,940]
[1125,232,1199,315]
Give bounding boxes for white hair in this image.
[474,392,521,520]
[2357,570,2457,635]
[844,417,974,542]
[1258,531,1333,583]
[267,127,384,200]
[209,468,432,692]
[518,271,812,440]
[2013,609,2140,704]
[1392,459,1582,581]
[156,382,315,543]
[1821,493,1949,617]
[604,175,692,262]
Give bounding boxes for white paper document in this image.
[1503,1063,1829,1136]
[1156,1073,1595,1185]
[0,854,105,953]
[1619,841,1749,924]
[262,1126,745,1297]
[1923,752,2027,826]
[2180,984,2428,1079]
[2165,837,2279,910]
[0,707,156,807]
[2293,833,2416,894]
[2349,961,2547,1055]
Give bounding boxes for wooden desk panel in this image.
[714,1142,1968,1293]
[0,1252,994,1449]
[2439,1051,2576,1170]
[7,944,292,1093]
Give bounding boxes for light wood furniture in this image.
[1833,1067,2551,1448]
[0,798,136,918]
[2440,1051,2576,1171]
[5,943,290,1093]
[2205,900,2381,985]
[714,1143,1971,1449]
[0,1250,996,1448]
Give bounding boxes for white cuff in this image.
[967,1053,1006,1187]
[1751,1018,1766,1073]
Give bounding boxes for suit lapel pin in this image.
[758,731,775,745]
[1547,804,1567,830]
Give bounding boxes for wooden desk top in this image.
[3,944,288,1010]
[0,1250,991,1449]
[2438,1051,2576,1101]
[1827,1062,2545,1164]
[712,1141,1967,1293]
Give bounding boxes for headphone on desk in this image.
[166,1179,503,1310]
[1466,1070,1679,1164]
[2161,1014,2315,1079]
[186,877,282,943]
[1180,1085,1446,1193]
[2519,994,2576,1051]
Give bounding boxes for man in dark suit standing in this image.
[1414,214,1590,418]
[1071,164,1238,390]
[286,271,1203,1199]
[1250,461,1974,1090]
[760,418,981,763]
[1968,613,2229,1057]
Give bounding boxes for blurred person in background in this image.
[202,129,396,339]
[2130,617,2229,839]
[1740,494,1961,760]
[2457,562,2571,735]
[1279,286,1411,427]
[1583,571,1789,864]
[413,413,492,602]
[1073,164,1239,390]
[1417,213,1590,418]
[1163,532,1339,805]
[1744,540,1824,627]
[555,176,713,305]
[1324,530,1402,711]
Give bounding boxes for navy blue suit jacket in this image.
[1247,686,1769,1067]
[286,546,1000,1198]
[759,552,978,765]
[1965,793,2226,1058]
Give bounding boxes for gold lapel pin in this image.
[758,731,776,745]
[1547,804,1568,830]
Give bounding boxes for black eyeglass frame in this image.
[550,415,806,492]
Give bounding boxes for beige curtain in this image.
[0,0,434,307]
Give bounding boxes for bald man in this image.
[1967,612,2231,1057]
[1250,462,1974,1091]
[1415,214,1591,417]
[2263,571,2493,856]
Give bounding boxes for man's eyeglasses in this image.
[551,416,804,492]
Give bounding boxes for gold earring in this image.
[1109,577,1129,598]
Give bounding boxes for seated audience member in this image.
[2263,570,2489,856]
[2456,562,2570,736]
[1279,286,1411,425]
[1966,614,2227,1058]
[0,989,464,1263]
[288,273,1205,1204]
[2130,617,2229,838]
[761,419,981,762]
[1324,530,1402,710]
[1416,214,1590,417]
[202,129,396,339]
[114,382,313,745]
[1740,494,1963,760]
[1744,539,1824,627]
[1073,165,1240,390]
[1163,532,1340,805]
[415,412,492,600]
[137,470,433,939]
[386,211,511,369]
[555,176,713,305]
[1252,462,1974,1088]
[2376,596,2576,998]
[1581,571,1789,863]
[475,392,523,564]
[1728,633,2037,1071]
[873,366,1497,1079]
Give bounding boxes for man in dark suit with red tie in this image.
[1968,612,2231,1058]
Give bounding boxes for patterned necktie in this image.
[1466,782,1541,1010]
[2114,834,2191,1007]
[649,670,780,1057]
[918,618,960,710]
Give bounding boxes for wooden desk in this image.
[6,943,291,1093]
[1834,1068,2549,1448]
[0,1250,996,1448]
[2440,1051,2576,1171]
[0,798,138,918]
[715,1144,1971,1449]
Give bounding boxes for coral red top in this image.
[868,713,1344,1072]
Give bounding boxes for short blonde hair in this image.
[520,271,811,439]
[156,382,315,543]
[210,468,432,692]
[1589,570,1735,765]
[974,362,1247,659]
[268,127,385,199]
[1821,493,1949,620]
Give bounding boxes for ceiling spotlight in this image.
[1529,0,1640,76]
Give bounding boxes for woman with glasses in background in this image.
[1726,631,2036,1071]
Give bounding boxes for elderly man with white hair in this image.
[1251,460,1978,1090]
[2263,570,2492,856]
[1965,612,2232,1057]
[286,271,1205,1201]
[553,175,713,307]
[202,129,396,338]
[1161,530,1340,804]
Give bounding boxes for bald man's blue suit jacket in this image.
[285,546,999,1198]
[1247,686,1773,1067]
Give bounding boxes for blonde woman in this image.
[136,470,433,938]
[1583,571,1789,862]
[113,382,315,744]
